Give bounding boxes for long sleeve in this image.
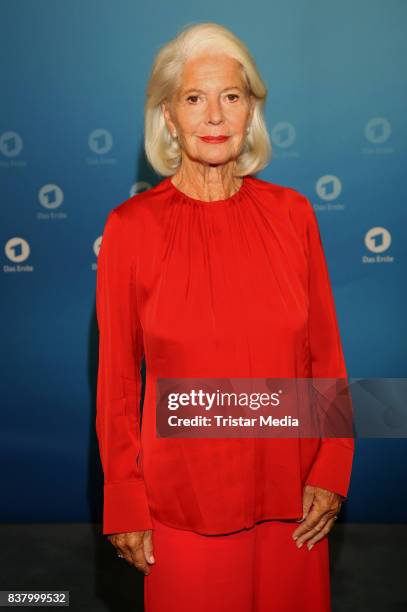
[95,208,152,534]
[302,198,355,499]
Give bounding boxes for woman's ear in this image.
[249,95,256,123]
[161,100,175,136]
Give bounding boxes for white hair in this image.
[144,22,272,176]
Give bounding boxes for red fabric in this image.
[144,514,331,612]
[95,175,354,536]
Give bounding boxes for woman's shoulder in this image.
[100,181,165,250]
[110,180,165,222]
[247,175,314,219]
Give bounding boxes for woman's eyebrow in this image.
[182,86,242,94]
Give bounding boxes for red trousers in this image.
[144,514,331,612]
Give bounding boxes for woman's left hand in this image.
[291,485,342,550]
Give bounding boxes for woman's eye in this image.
[186,95,200,104]
[186,93,239,104]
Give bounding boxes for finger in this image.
[117,543,135,566]
[296,486,315,522]
[305,516,337,550]
[292,488,341,540]
[303,484,315,501]
[123,535,151,575]
[113,535,148,574]
[128,543,151,575]
[143,530,155,564]
[294,513,333,548]
[292,506,327,541]
[110,534,150,574]
[108,536,132,565]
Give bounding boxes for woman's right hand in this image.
[108,529,155,575]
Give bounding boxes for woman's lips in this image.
[199,135,230,143]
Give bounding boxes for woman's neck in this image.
[171,163,242,202]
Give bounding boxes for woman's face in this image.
[162,53,255,168]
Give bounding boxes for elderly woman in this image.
[95,22,354,612]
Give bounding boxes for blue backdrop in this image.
[1,0,406,524]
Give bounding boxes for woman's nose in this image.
[206,99,223,124]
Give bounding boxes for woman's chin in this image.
[196,152,238,166]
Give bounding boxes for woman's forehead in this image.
[178,55,246,91]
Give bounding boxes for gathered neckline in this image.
[166,175,248,206]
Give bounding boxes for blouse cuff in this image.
[103,479,153,534]
[304,441,354,499]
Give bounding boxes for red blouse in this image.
[95,175,354,536]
